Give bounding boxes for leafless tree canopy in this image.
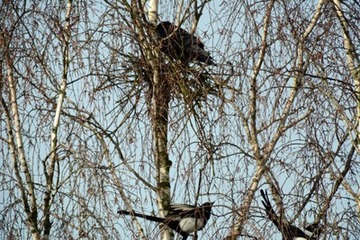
[1,0,360,239]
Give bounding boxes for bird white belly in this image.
[179,217,205,233]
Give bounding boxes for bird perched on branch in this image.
[260,189,322,240]
[118,201,214,240]
[156,21,216,65]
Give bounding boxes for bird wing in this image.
[177,28,204,49]
[168,203,197,219]
[167,203,212,234]
[170,203,195,209]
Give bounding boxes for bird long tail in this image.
[118,210,165,223]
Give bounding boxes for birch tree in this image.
[1,0,73,239]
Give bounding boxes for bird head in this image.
[156,21,176,38]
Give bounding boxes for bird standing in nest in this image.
[156,21,216,66]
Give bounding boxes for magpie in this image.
[155,21,216,65]
[118,201,214,240]
[260,189,321,240]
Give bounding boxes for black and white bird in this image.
[260,189,322,240]
[118,201,214,240]
[155,21,216,65]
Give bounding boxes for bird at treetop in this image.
[155,21,216,65]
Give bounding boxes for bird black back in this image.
[155,21,216,65]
